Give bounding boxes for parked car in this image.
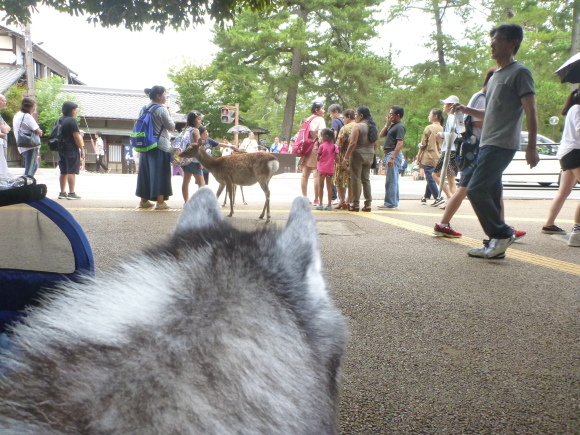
[503,132,562,187]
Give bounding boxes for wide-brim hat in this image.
[440,95,459,104]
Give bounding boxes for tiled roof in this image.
[0,65,25,94]
[61,85,186,122]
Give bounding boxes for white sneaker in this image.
[568,230,580,247]
[331,198,339,205]
[154,202,170,210]
[485,235,516,258]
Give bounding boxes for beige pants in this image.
[350,150,374,208]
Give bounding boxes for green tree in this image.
[484,0,574,138]
[1,0,274,31]
[211,0,395,141]
[35,76,75,135]
[387,0,475,76]
[0,83,27,127]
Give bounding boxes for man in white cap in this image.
[452,23,538,259]
[431,95,460,207]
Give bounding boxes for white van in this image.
[502,132,562,187]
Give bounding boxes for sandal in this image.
[334,203,347,210]
[361,206,372,212]
[348,205,360,212]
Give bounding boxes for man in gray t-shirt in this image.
[453,23,538,259]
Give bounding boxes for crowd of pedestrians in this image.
[0,24,577,256]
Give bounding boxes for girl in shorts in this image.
[544,89,580,246]
[316,128,339,210]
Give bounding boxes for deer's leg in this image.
[216,183,227,207]
[227,183,234,217]
[258,180,271,223]
[216,183,225,199]
[241,186,247,205]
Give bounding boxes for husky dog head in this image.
[0,188,347,435]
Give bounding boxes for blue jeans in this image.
[23,147,39,176]
[466,145,516,239]
[421,164,438,199]
[384,151,403,207]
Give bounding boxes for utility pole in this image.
[234,103,239,146]
[24,24,35,98]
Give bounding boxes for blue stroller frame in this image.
[0,179,94,332]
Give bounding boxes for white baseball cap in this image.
[440,95,459,104]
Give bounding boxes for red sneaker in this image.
[433,223,462,238]
[511,227,526,240]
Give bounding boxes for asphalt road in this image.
[6,168,579,434]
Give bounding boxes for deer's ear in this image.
[175,187,223,232]
[278,196,319,261]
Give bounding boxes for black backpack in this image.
[454,94,484,171]
[48,117,63,151]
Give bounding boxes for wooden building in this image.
[59,85,185,173]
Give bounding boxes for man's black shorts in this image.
[560,149,580,171]
[58,149,81,175]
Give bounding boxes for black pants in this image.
[96,155,108,172]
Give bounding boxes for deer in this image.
[180,145,279,223]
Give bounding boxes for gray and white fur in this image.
[0,188,347,434]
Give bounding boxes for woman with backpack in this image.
[299,102,326,205]
[136,86,175,210]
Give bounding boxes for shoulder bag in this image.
[18,114,41,148]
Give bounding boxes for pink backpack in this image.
[292,115,317,157]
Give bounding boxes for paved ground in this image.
[5,169,579,433]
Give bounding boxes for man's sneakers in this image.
[468,235,515,259]
[485,235,516,258]
[58,192,67,199]
[66,192,81,200]
[331,198,340,205]
[433,223,462,238]
[569,229,580,247]
[430,197,446,207]
[420,198,427,205]
[542,225,567,235]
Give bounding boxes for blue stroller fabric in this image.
[0,180,94,332]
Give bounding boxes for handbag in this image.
[18,115,41,148]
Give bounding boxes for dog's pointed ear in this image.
[278,196,319,259]
[175,187,223,232]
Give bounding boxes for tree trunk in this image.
[281,7,307,141]
[572,0,580,56]
[572,0,580,91]
[432,0,447,76]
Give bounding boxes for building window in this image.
[33,60,44,79]
[109,144,122,163]
[48,69,63,79]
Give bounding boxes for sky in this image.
[6,3,472,91]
